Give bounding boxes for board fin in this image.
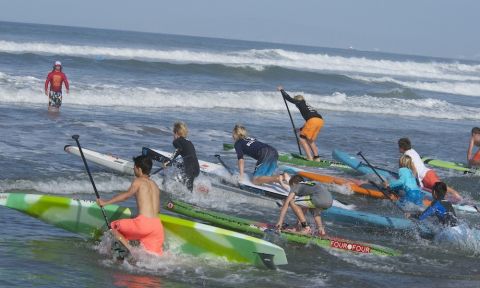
[254,252,276,270]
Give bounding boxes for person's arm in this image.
[96,181,138,206]
[44,74,51,95]
[63,73,69,94]
[387,169,406,190]
[234,141,245,179]
[277,86,298,104]
[275,192,295,229]
[416,204,436,221]
[237,158,245,180]
[163,149,179,167]
[165,139,183,166]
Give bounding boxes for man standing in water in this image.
[96,155,164,256]
[44,61,69,111]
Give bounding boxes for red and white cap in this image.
[54,61,62,66]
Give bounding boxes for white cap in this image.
[54,61,62,66]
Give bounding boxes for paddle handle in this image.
[281,93,302,155]
[72,135,111,229]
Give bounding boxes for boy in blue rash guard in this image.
[384,155,423,206]
[414,182,458,227]
[232,124,282,186]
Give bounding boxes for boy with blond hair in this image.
[232,124,282,186]
[384,154,423,206]
[168,122,200,191]
[278,86,324,161]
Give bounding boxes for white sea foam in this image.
[1,78,479,121]
[0,174,131,194]
[1,40,480,81]
[353,75,480,97]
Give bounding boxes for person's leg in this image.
[139,218,165,256]
[184,174,194,192]
[253,148,280,185]
[311,209,325,236]
[289,202,311,234]
[308,140,319,161]
[252,175,282,185]
[299,137,313,160]
[423,170,462,202]
[111,229,133,251]
[289,202,307,223]
[299,118,324,161]
[447,186,462,203]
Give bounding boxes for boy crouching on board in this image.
[276,175,332,236]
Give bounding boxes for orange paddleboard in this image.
[296,170,390,199]
[296,170,435,206]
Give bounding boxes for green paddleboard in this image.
[0,193,287,268]
[165,199,401,257]
[422,157,480,175]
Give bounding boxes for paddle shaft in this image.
[357,152,409,214]
[281,93,302,155]
[214,154,234,176]
[357,152,386,183]
[72,135,111,229]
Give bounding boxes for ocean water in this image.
[1,21,480,287]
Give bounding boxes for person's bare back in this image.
[134,176,160,218]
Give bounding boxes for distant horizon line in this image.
[1,20,478,63]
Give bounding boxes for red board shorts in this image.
[422,169,441,190]
[111,214,164,255]
[300,117,324,141]
[474,150,480,162]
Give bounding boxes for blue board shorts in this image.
[253,147,278,177]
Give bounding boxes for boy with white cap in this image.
[44,61,69,110]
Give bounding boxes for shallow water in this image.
[1,21,480,287]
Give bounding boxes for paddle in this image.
[72,135,111,229]
[73,135,131,260]
[356,151,410,214]
[280,89,302,155]
[214,154,235,176]
[142,147,177,175]
[355,152,434,236]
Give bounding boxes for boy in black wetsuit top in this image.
[413,182,457,227]
[167,122,200,191]
[232,124,282,186]
[277,86,324,161]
